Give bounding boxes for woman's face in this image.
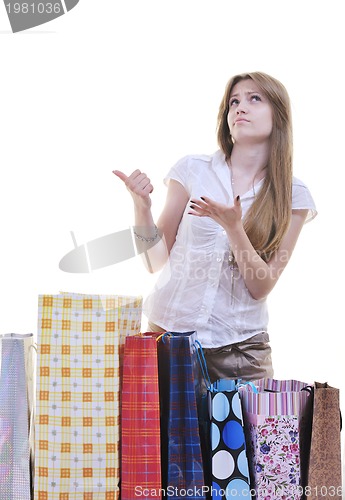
[227,79,273,145]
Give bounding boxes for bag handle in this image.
[193,339,212,390]
[302,384,342,431]
[236,380,259,393]
[160,332,173,343]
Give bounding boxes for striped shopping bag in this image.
[34,292,142,500]
[121,334,161,500]
[0,333,34,500]
[158,331,206,500]
[239,379,312,500]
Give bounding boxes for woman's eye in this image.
[251,94,261,102]
[230,98,239,106]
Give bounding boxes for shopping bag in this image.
[239,379,312,500]
[121,334,161,500]
[209,379,251,499]
[158,331,206,500]
[34,292,142,500]
[304,382,342,498]
[194,342,251,498]
[0,333,34,500]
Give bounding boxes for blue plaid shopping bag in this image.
[158,331,206,500]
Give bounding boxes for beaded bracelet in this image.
[133,225,159,242]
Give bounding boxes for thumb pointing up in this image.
[112,170,128,183]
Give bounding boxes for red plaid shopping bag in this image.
[121,334,161,500]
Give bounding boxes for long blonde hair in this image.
[217,71,293,262]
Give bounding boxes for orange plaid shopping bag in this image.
[34,292,142,500]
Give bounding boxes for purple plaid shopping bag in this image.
[158,331,206,500]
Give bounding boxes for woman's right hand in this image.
[113,169,153,209]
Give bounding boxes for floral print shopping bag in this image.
[239,379,312,500]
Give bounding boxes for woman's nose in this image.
[236,101,248,114]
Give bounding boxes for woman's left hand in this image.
[189,195,242,230]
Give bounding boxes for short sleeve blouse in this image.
[144,150,317,347]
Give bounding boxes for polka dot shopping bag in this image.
[208,379,251,499]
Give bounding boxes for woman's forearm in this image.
[132,203,169,273]
[188,196,276,299]
[189,196,308,300]
[226,223,277,300]
[113,169,170,273]
[226,210,308,300]
[114,171,189,274]
[133,203,156,236]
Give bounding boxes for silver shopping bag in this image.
[0,333,34,500]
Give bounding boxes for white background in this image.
[1,0,344,472]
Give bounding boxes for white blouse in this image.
[144,150,317,348]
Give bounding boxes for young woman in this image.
[114,71,317,381]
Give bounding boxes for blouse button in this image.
[216,257,222,262]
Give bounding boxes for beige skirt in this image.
[147,321,273,382]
